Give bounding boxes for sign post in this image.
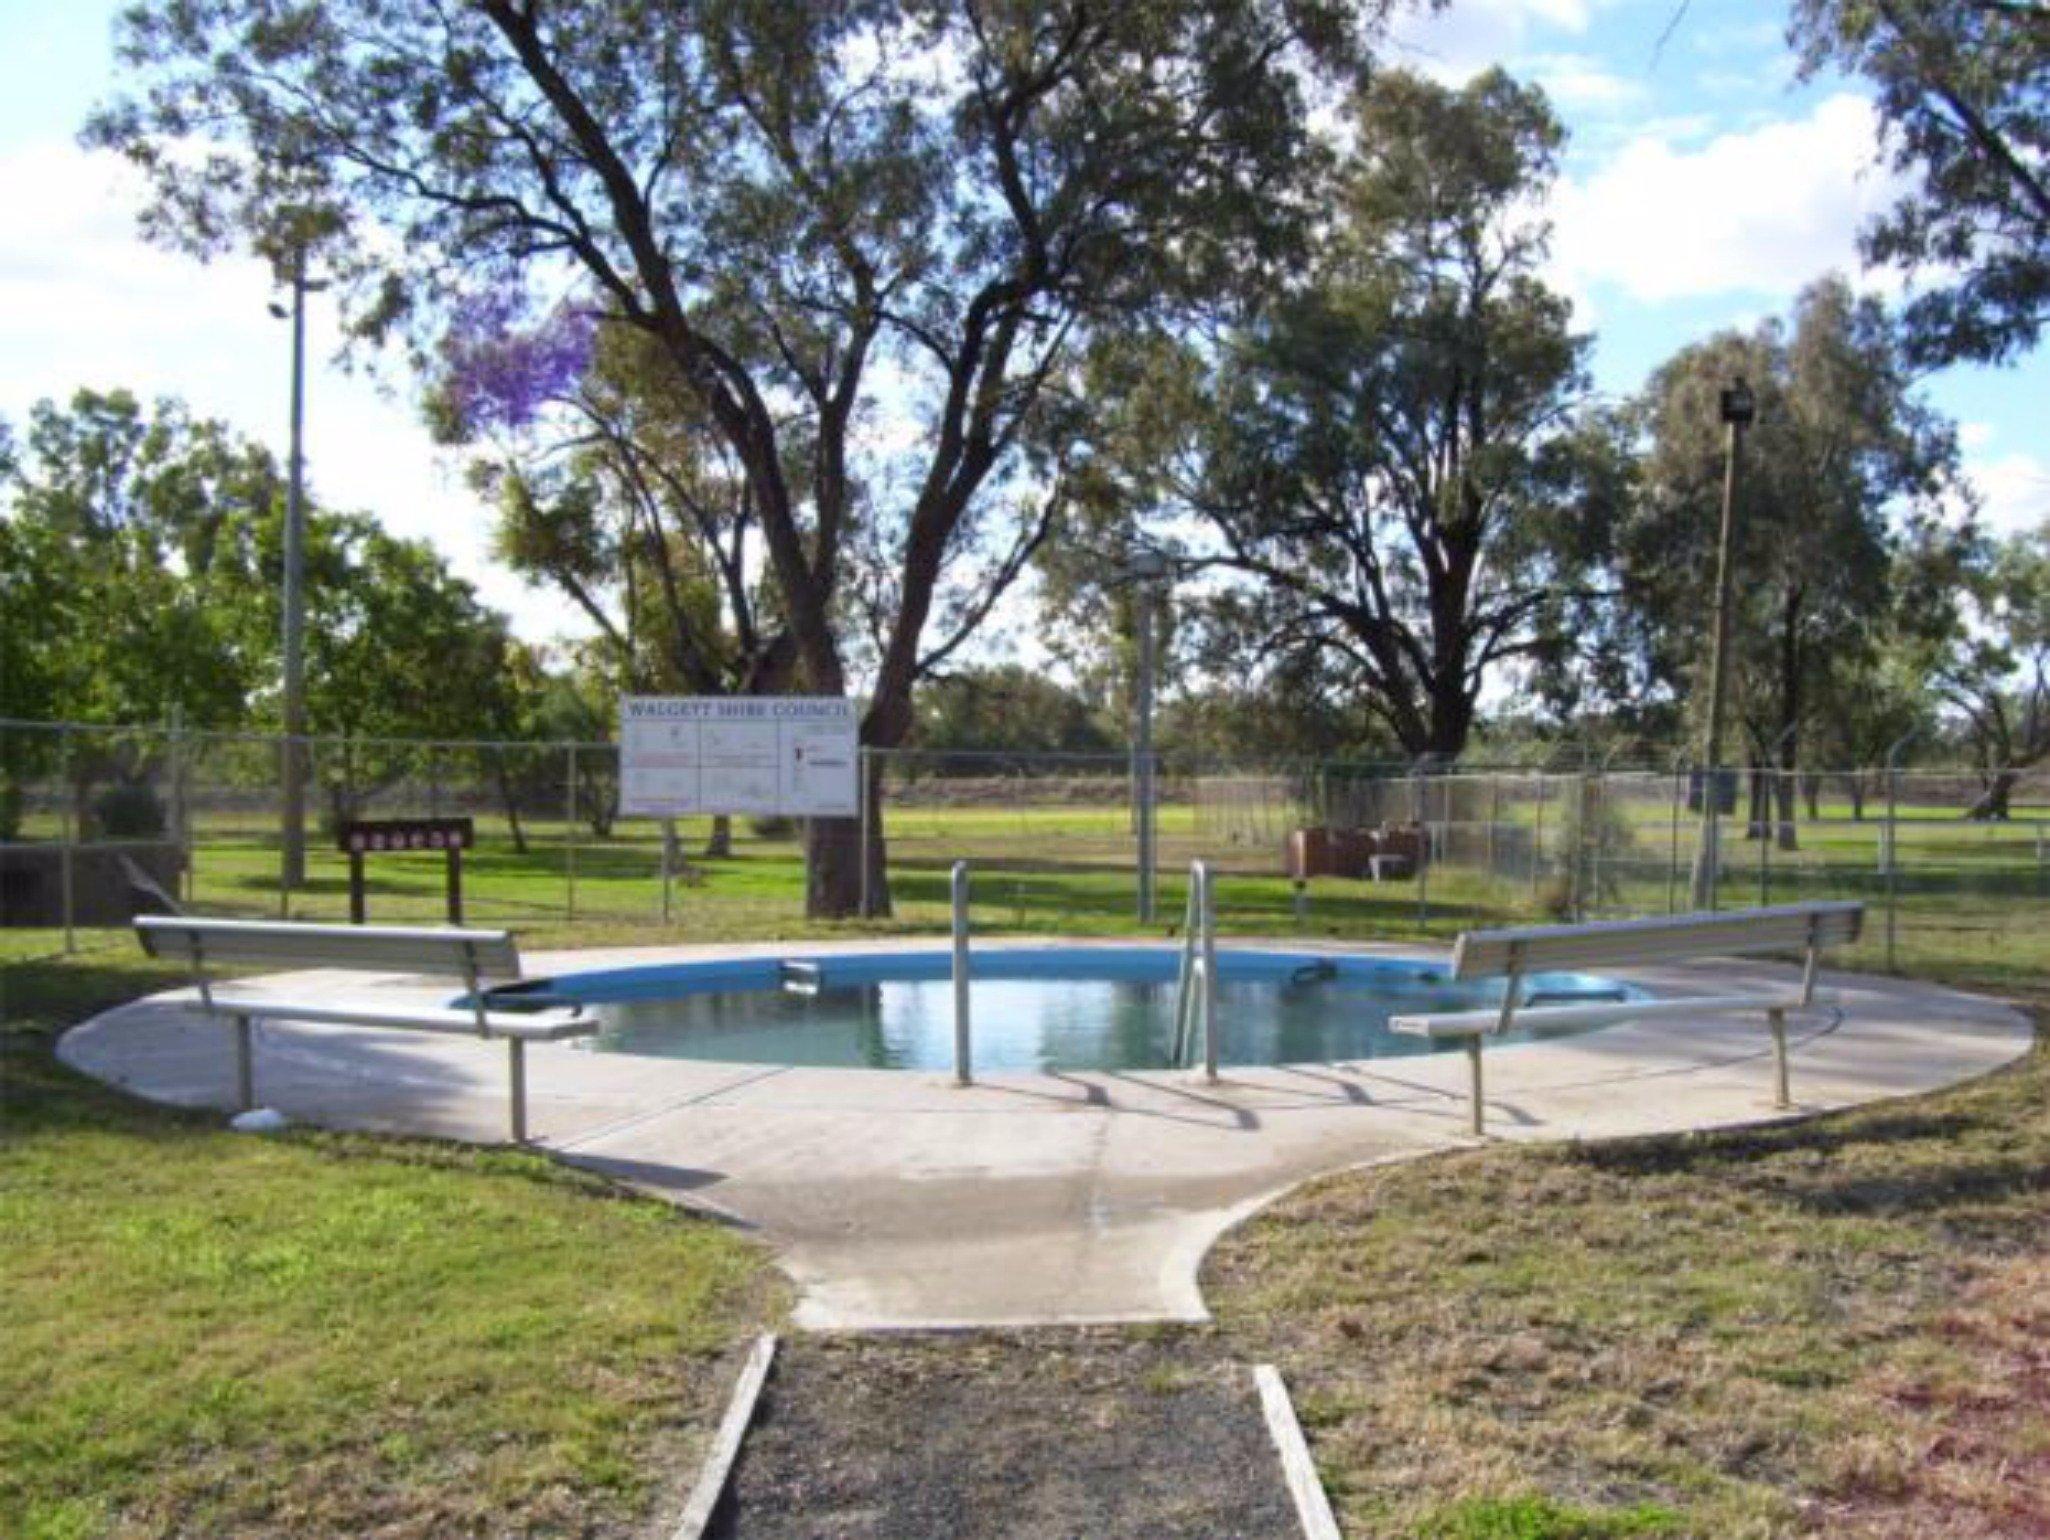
[336,817,475,925]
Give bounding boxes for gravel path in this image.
[706,1329,1300,1539]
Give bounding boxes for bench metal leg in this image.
[233,1014,255,1112]
[1466,1037,1485,1137]
[1768,1007,1790,1110]
[508,1037,527,1144]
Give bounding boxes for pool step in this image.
[779,960,824,996]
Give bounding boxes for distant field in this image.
[7,787,2047,994]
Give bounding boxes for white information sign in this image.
[619,697,858,818]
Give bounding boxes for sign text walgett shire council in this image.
[618,696,859,818]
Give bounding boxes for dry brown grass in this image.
[1207,1022,2050,1539]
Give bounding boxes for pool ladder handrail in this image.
[951,860,972,1086]
[1171,861,1220,1080]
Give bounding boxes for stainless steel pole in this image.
[951,861,972,1086]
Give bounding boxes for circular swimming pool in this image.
[492,948,1642,1074]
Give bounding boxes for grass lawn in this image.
[0,940,784,1540]
[1207,1019,2050,1539]
[6,817,2050,1538]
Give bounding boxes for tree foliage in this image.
[89,0,1385,914]
[1089,69,1609,760]
[1599,277,1962,838]
[0,387,523,761]
[1793,0,2050,364]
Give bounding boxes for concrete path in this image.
[60,939,2032,1329]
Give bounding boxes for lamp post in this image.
[1119,547,1172,923]
[1691,374,1755,910]
[269,249,327,892]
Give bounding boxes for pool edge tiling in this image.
[59,937,2036,1329]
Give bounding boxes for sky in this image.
[2,0,2047,652]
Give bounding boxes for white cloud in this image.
[1549,93,1906,304]
[1968,451,2050,538]
[1521,52,1645,112]
[1387,0,1597,82]
[1959,422,1997,452]
[0,138,578,643]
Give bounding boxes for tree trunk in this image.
[1746,764,1768,841]
[807,812,880,917]
[1774,769,1798,851]
[1965,770,2019,821]
[1847,772,1866,822]
[494,760,529,855]
[702,813,732,859]
[1801,771,1821,822]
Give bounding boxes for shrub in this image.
[91,781,167,839]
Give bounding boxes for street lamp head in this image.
[1719,376,1756,426]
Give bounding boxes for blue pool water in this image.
[494,949,1641,1073]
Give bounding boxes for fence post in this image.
[276,726,292,920]
[1759,774,1772,908]
[1530,774,1547,903]
[1667,759,1686,914]
[169,704,192,904]
[1884,731,1915,970]
[58,722,76,953]
[859,747,873,920]
[660,817,675,923]
[563,744,578,921]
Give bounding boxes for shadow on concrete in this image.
[1272,1065,1374,1104]
[1099,1071,1261,1132]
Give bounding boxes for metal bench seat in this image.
[135,915,593,1142]
[1391,902,1864,1135]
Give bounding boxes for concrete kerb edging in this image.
[668,1332,777,1540]
[1255,1363,1344,1540]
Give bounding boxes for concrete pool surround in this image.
[61,935,2033,1330]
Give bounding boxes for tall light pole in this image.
[1691,374,1755,910]
[270,249,327,892]
[1120,548,1172,923]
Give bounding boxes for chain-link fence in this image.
[6,718,2046,981]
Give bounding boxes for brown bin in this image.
[1287,826,1334,879]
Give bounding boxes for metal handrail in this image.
[951,861,972,1086]
[1171,861,1219,1080]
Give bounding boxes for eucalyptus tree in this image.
[433,308,795,854]
[1932,521,2050,818]
[1613,278,1963,845]
[90,0,1381,915]
[1793,0,2050,365]
[1094,69,1612,761]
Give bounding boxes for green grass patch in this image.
[0,946,783,1538]
[1417,1495,1681,1539]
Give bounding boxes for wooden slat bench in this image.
[134,915,595,1143]
[1391,902,1864,1135]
